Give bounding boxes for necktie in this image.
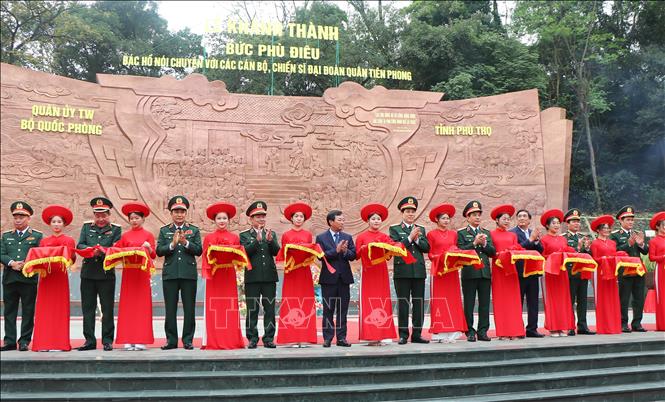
[17,231,23,238]
[334,232,340,244]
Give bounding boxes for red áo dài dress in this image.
[114,227,156,345]
[276,229,318,345]
[590,238,622,334]
[31,234,76,351]
[649,235,665,331]
[540,235,576,332]
[426,229,467,334]
[355,230,398,341]
[201,229,246,349]
[490,228,526,337]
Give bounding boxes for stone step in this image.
[407,381,665,401]
[2,350,662,393]
[2,365,663,401]
[3,339,662,375]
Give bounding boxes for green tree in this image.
[399,0,546,99]
[51,1,203,82]
[512,0,625,211]
[1,0,68,69]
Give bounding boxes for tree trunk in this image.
[581,105,603,210]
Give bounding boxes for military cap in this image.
[564,208,582,222]
[462,200,482,217]
[246,201,268,217]
[168,196,189,211]
[10,201,33,216]
[616,205,635,220]
[397,196,418,211]
[90,197,113,212]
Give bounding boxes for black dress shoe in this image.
[77,343,96,351]
[411,337,430,344]
[18,343,29,351]
[336,340,352,347]
[398,337,408,345]
[1,343,17,351]
[577,327,596,335]
[526,331,544,338]
[103,343,113,351]
[322,340,331,348]
[622,326,632,333]
[477,334,491,342]
[184,343,194,350]
[247,341,258,349]
[567,330,576,336]
[632,326,647,332]
[467,334,476,342]
[161,344,177,350]
[264,341,276,349]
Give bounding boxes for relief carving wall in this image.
[1,63,572,241]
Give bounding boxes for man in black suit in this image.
[316,210,356,347]
[510,209,544,338]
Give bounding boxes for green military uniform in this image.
[564,208,593,333]
[156,196,202,348]
[389,196,430,342]
[240,201,280,346]
[1,201,42,350]
[457,201,496,340]
[610,206,649,331]
[77,197,122,349]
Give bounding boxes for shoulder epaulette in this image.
[2,230,13,234]
[111,223,121,227]
[389,223,401,227]
[611,230,620,234]
[187,224,199,229]
[30,228,42,233]
[83,220,93,224]
[239,229,252,234]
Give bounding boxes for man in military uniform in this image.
[156,196,202,350]
[564,208,595,336]
[77,197,122,351]
[240,201,280,349]
[610,205,649,333]
[1,202,43,351]
[389,197,430,344]
[457,201,496,342]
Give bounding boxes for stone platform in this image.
[1,331,664,401]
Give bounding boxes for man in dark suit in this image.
[316,210,356,347]
[510,209,544,338]
[389,196,430,344]
[457,201,495,342]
